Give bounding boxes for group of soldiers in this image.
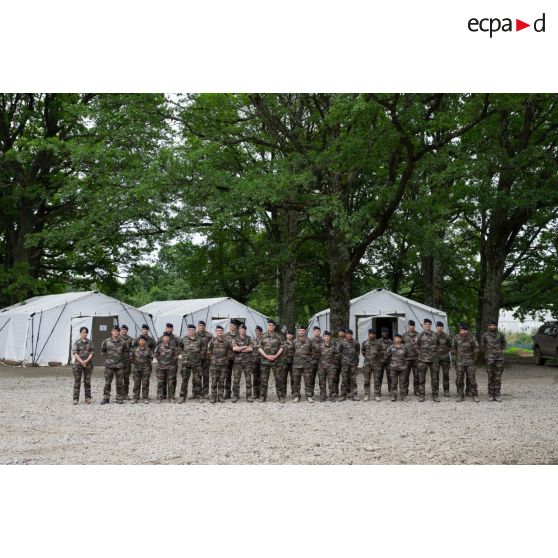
[71,317,507,405]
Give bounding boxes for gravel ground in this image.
[1,357,557,464]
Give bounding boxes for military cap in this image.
[166,323,174,328]
[287,330,295,335]
[368,328,376,334]
[121,325,128,331]
[139,335,148,341]
[141,323,149,330]
[112,325,120,331]
[267,319,276,325]
[313,326,321,331]
[323,330,331,336]
[230,319,239,325]
[394,333,403,339]
[408,320,415,326]
[215,325,224,331]
[423,318,432,324]
[459,322,469,330]
[198,320,206,326]
[489,320,497,325]
[346,328,353,334]
[255,325,263,332]
[338,328,346,333]
[436,321,444,327]
[187,324,196,329]
[239,323,247,330]
[381,327,389,332]
[297,324,306,329]
[162,332,170,337]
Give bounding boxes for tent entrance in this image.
[356,314,403,341]
[91,316,118,366]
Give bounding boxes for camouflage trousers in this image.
[434,358,451,393]
[311,361,319,395]
[201,358,210,397]
[292,364,313,398]
[260,363,285,400]
[406,359,419,395]
[232,361,253,398]
[103,366,124,401]
[180,362,203,399]
[283,362,294,397]
[156,366,177,400]
[122,359,132,397]
[418,361,439,397]
[362,361,381,396]
[340,363,358,398]
[456,364,478,397]
[252,359,261,399]
[222,359,234,398]
[210,364,228,401]
[390,366,408,398]
[376,361,392,395]
[73,363,92,400]
[318,362,337,399]
[132,366,151,400]
[486,360,504,397]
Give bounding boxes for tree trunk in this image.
[328,229,352,334]
[278,260,296,330]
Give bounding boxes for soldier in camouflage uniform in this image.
[72,326,94,404]
[387,334,409,401]
[154,332,179,402]
[434,321,452,397]
[332,329,345,396]
[178,324,204,403]
[197,320,212,399]
[452,323,480,402]
[339,329,360,401]
[416,319,440,402]
[231,324,254,402]
[208,325,233,403]
[482,320,506,402]
[282,331,295,398]
[120,324,134,400]
[310,326,322,396]
[291,326,315,403]
[252,325,263,399]
[130,335,153,403]
[361,328,382,401]
[101,325,129,404]
[258,319,285,403]
[133,324,157,351]
[378,327,393,397]
[223,320,239,399]
[317,331,338,402]
[158,323,178,399]
[403,320,420,396]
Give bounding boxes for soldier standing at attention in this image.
[197,320,212,399]
[130,335,153,403]
[361,328,381,402]
[208,325,233,403]
[72,326,94,405]
[387,334,409,402]
[158,323,178,399]
[317,331,338,402]
[434,321,452,397]
[133,324,157,351]
[291,325,314,403]
[154,332,179,402]
[231,323,254,402]
[482,320,506,402]
[416,318,440,402]
[119,324,134,400]
[339,329,360,401]
[258,319,285,403]
[403,320,420,396]
[252,325,263,400]
[282,330,295,398]
[223,320,239,400]
[334,328,346,396]
[452,323,480,402]
[310,326,322,396]
[101,325,128,405]
[178,324,204,403]
[378,327,393,397]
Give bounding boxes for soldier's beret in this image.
[459,322,469,330]
[394,333,403,339]
[489,320,497,326]
[346,328,353,334]
[255,325,263,332]
[287,330,295,335]
[166,323,174,328]
[187,324,195,329]
[139,335,147,341]
[436,321,444,327]
[368,328,376,334]
[231,319,238,325]
[297,324,306,329]
[198,320,206,326]
[423,319,432,324]
[215,325,224,331]
[239,324,247,330]
[112,325,120,331]
[162,332,170,337]
[267,319,276,325]
[141,324,149,329]
[338,328,345,333]
[381,327,389,332]
[313,326,321,330]
[121,324,128,330]
[408,320,415,326]
[323,330,331,336]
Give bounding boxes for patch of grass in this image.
[505,347,533,357]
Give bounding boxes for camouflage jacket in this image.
[158,332,179,350]
[154,342,179,368]
[224,331,239,361]
[452,333,479,366]
[481,331,506,362]
[120,333,134,351]
[207,337,233,366]
[282,339,295,365]
[232,335,254,364]
[378,337,393,363]
[387,344,408,369]
[339,339,360,366]
[311,336,322,363]
[318,340,338,367]
[252,334,263,364]
[402,331,419,360]
[361,338,382,364]
[179,334,204,366]
[259,332,284,363]
[133,334,156,351]
[197,330,213,360]
[72,338,94,366]
[131,345,153,371]
[416,330,440,363]
[436,332,452,361]
[292,336,314,367]
[101,337,128,368]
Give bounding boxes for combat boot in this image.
[307,396,314,403]
[339,396,346,402]
[329,396,336,402]
[363,394,369,402]
[73,399,78,405]
[495,395,502,402]
[124,394,131,401]
[432,395,440,402]
[473,395,480,403]
[85,398,92,404]
[401,396,407,402]
[178,397,186,404]
[259,397,266,403]
[319,396,326,402]
[131,399,138,404]
[279,396,286,403]
[168,395,176,402]
[352,395,360,401]
[246,396,254,403]
[293,396,300,403]
[117,399,124,404]
[418,396,425,402]
[198,395,204,403]
[231,395,239,403]
[391,395,397,402]
[144,399,149,404]
[157,398,164,403]
[209,397,216,404]
[101,398,109,405]
[375,396,381,402]
[444,391,450,398]
[457,394,464,402]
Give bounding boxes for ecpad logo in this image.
[468,13,546,37]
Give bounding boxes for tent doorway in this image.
[91,316,118,366]
[373,317,397,339]
[356,314,400,341]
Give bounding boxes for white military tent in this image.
[0,291,154,366]
[140,297,268,338]
[307,288,449,363]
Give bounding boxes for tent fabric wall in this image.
[140,297,268,338]
[0,292,153,366]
